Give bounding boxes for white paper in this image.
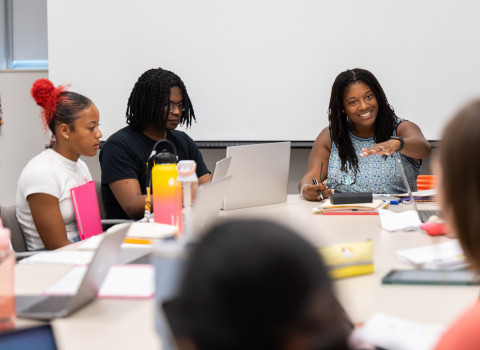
[352,312,445,350]
[18,251,94,265]
[78,235,149,250]
[378,209,422,232]
[396,240,467,270]
[44,264,155,298]
[78,235,104,249]
[108,222,177,239]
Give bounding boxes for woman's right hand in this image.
[300,182,334,201]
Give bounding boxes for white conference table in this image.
[14,195,479,349]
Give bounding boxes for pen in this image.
[312,161,324,200]
[312,178,323,200]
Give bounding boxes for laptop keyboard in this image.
[418,209,440,223]
[19,295,72,314]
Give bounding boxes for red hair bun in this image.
[31,78,66,126]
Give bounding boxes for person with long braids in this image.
[299,68,430,200]
[16,79,102,250]
[100,68,211,220]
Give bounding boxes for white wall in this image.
[48,0,480,141]
[0,70,49,205]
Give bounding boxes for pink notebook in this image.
[70,181,103,240]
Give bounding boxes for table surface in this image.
[13,195,477,350]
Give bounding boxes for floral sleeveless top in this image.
[327,121,421,194]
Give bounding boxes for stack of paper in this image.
[313,199,388,215]
[351,312,445,350]
[396,240,468,270]
[44,264,155,299]
[378,209,422,232]
[19,251,94,265]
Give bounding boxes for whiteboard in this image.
[48,0,480,141]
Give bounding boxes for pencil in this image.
[124,238,153,245]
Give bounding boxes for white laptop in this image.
[183,175,232,241]
[211,156,231,182]
[222,141,291,210]
[16,226,128,320]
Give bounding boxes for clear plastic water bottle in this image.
[177,160,198,209]
[177,160,198,240]
[0,220,16,331]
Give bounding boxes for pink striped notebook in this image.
[70,181,103,240]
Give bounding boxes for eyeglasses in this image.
[326,173,357,189]
[164,102,185,113]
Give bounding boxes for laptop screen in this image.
[394,153,419,213]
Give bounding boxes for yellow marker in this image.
[124,238,153,245]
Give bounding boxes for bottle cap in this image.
[177,160,197,182]
[155,151,176,164]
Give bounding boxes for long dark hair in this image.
[440,99,480,271]
[328,68,399,173]
[126,68,195,132]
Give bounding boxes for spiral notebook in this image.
[70,181,103,240]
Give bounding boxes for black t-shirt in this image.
[99,127,210,219]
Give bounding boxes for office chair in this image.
[94,181,132,231]
[0,205,38,260]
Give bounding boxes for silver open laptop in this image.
[222,141,291,210]
[394,153,439,223]
[211,156,231,182]
[16,225,128,320]
[183,175,232,241]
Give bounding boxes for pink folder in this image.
[70,181,103,240]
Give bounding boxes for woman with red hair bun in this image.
[16,79,102,250]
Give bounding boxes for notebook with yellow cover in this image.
[319,240,374,279]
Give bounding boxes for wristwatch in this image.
[390,136,404,152]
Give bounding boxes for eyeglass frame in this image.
[164,102,185,113]
[325,172,357,190]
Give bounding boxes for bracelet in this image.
[390,136,404,152]
[300,183,309,200]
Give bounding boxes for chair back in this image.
[0,205,27,252]
[95,180,107,220]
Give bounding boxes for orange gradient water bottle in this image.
[152,150,182,230]
[0,219,16,331]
